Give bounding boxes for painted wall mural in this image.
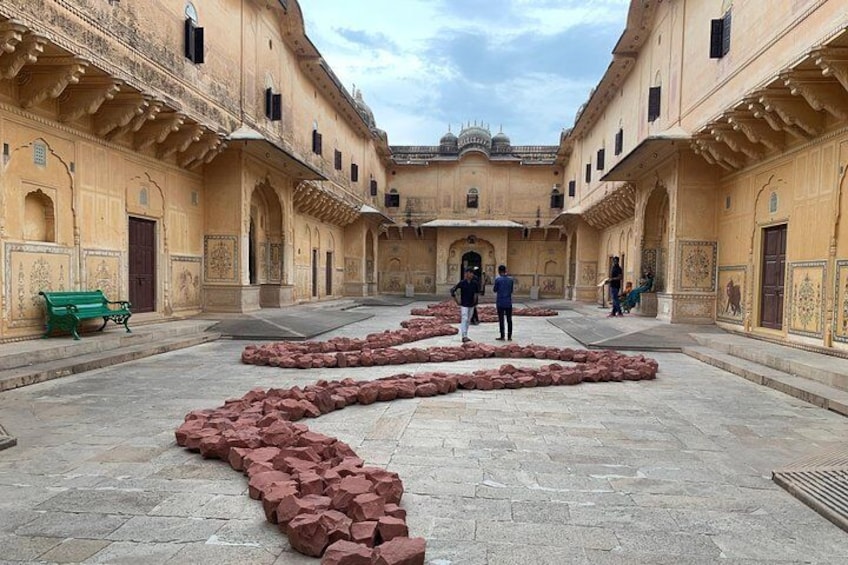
[836,260,848,344]
[788,261,825,338]
[579,262,598,286]
[269,243,283,283]
[5,243,74,327]
[204,235,239,282]
[83,250,121,301]
[717,266,746,324]
[539,275,564,297]
[512,274,534,296]
[677,240,717,292]
[171,256,202,310]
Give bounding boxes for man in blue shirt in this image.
[608,256,623,317]
[493,264,514,341]
[451,268,478,343]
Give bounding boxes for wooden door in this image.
[129,217,155,313]
[326,251,333,296]
[760,224,786,330]
[312,249,318,297]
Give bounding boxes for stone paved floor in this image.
[0,303,847,564]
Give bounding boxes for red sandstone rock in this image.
[286,512,330,557]
[331,476,373,512]
[376,515,408,542]
[277,493,332,526]
[261,481,299,523]
[350,520,378,547]
[348,492,386,521]
[321,540,373,565]
[372,536,426,565]
[384,503,407,521]
[248,470,292,500]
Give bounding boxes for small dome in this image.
[352,88,376,129]
[440,130,457,145]
[491,130,510,153]
[457,123,492,155]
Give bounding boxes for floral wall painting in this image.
[204,235,238,282]
[835,260,848,343]
[677,240,717,292]
[717,266,746,324]
[788,261,825,338]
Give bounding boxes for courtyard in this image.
[0,302,847,564]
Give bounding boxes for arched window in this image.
[184,2,204,64]
[185,2,198,21]
[466,188,479,209]
[550,187,564,208]
[24,190,55,242]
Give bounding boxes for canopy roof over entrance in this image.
[419,219,525,228]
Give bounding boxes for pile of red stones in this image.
[242,340,654,373]
[409,300,558,323]
[178,346,658,562]
[241,321,457,368]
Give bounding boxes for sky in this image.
[300,0,631,147]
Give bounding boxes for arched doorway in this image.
[461,251,482,273]
[365,230,375,291]
[642,185,669,291]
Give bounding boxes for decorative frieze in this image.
[82,249,122,301]
[677,240,717,292]
[788,261,826,338]
[4,242,75,327]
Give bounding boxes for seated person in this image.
[620,281,633,302]
[622,270,654,312]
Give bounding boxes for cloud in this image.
[299,0,629,145]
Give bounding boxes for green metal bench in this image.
[39,290,132,340]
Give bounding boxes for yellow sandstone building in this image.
[1,0,847,354]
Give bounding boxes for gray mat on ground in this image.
[210,310,373,340]
[549,317,724,351]
[355,296,418,307]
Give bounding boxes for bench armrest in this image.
[65,304,80,314]
[107,300,132,309]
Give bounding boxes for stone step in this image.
[682,345,848,417]
[0,320,215,371]
[691,333,848,392]
[0,331,219,393]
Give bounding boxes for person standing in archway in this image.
[493,264,514,341]
[608,256,623,317]
[451,268,478,343]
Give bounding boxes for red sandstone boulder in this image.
[321,540,373,565]
[348,492,386,522]
[277,493,332,526]
[376,515,408,542]
[350,520,378,547]
[248,470,292,500]
[286,512,330,557]
[372,536,426,565]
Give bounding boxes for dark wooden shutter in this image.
[568,180,576,197]
[271,94,281,120]
[721,11,732,56]
[265,88,273,119]
[370,179,378,196]
[184,19,195,60]
[596,149,605,170]
[614,129,623,155]
[710,19,724,58]
[648,86,661,122]
[334,150,342,170]
[351,163,359,182]
[585,163,591,183]
[193,26,204,64]
[312,130,322,154]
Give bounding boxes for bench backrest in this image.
[40,290,109,310]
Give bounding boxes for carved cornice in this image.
[158,123,203,159]
[294,180,360,227]
[581,183,637,230]
[0,31,46,79]
[782,68,848,120]
[94,93,149,137]
[178,130,224,169]
[17,55,88,108]
[691,135,744,170]
[134,112,185,150]
[726,111,785,152]
[710,123,764,160]
[814,46,848,94]
[759,89,824,137]
[57,77,122,122]
[748,100,809,140]
[106,98,162,140]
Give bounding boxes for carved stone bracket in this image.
[814,46,848,94]
[57,77,122,122]
[294,181,360,226]
[581,183,637,230]
[759,90,824,136]
[0,31,47,80]
[726,111,784,152]
[178,130,224,169]
[0,20,27,54]
[158,123,203,159]
[106,98,163,140]
[710,123,764,160]
[692,135,743,170]
[782,69,848,120]
[134,112,185,150]
[17,55,88,108]
[94,93,150,137]
[748,100,809,140]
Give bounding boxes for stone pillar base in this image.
[636,292,658,317]
[260,284,295,308]
[204,284,261,313]
[656,292,715,324]
[343,282,367,297]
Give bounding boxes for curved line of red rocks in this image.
[179,326,659,564]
